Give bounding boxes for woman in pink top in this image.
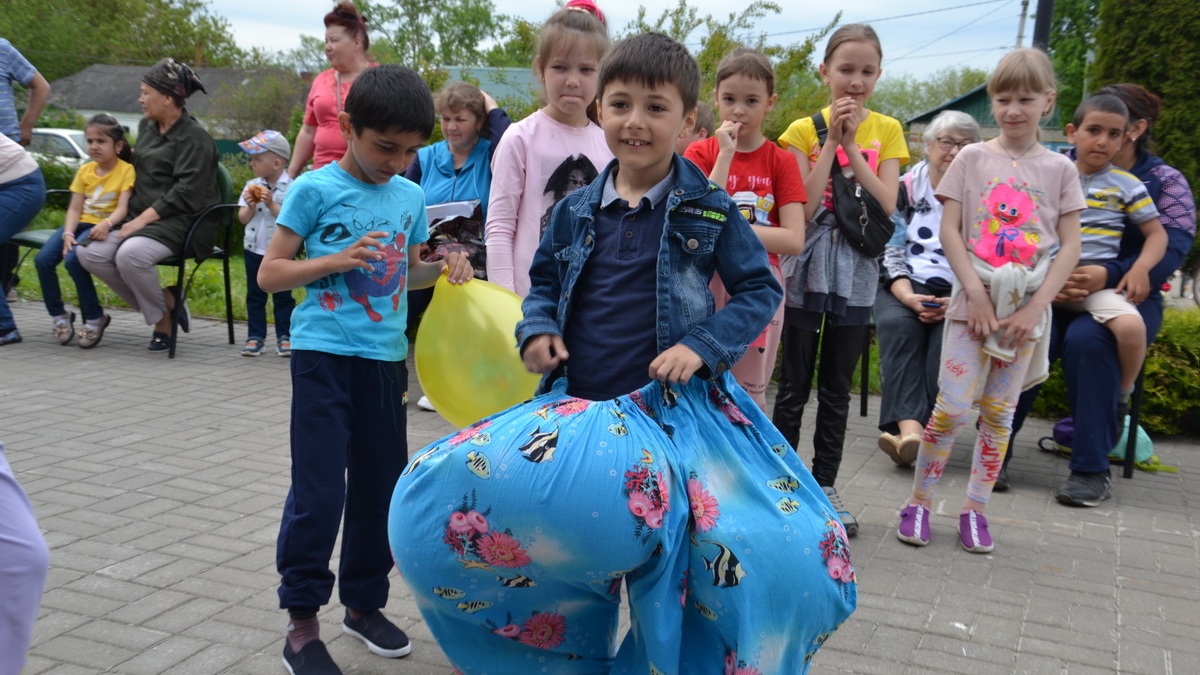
[287,1,375,178]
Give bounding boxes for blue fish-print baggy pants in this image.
[390,374,856,674]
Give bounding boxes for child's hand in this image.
[522,334,569,374]
[965,288,999,339]
[90,220,111,241]
[243,187,260,205]
[442,251,473,284]
[997,302,1044,351]
[257,187,273,206]
[649,344,703,385]
[714,120,741,154]
[827,97,856,145]
[1116,268,1151,304]
[332,231,388,273]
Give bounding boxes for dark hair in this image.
[1096,83,1161,155]
[715,48,775,96]
[1072,93,1129,127]
[598,32,699,114]
[325,1,370,53]
[344,65,434,138]
[85,113,132,163]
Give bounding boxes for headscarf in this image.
[142,58,207,106]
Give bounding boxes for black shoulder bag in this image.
[811,112,892,258]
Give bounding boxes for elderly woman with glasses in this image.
[875,110,982,467]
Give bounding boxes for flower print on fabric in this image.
[818,519,855,584]
[687,474,721,533]
[484,610,568,650]
[972,179,1042,267]
[624,461,669,541]
[530,397,592,420]
[725,650,764,675]
[447,420,494,448]
[443,491,532,570]
[708,384,751,425]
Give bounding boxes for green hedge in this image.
[1028,308,1200,435]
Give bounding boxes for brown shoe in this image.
[77,314,111,349]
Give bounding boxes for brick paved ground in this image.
[2,301,1197,674]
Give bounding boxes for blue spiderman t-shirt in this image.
[277,162,429,362]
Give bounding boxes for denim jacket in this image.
[516,154,783,394]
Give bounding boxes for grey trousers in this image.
[0,443,49,675]
[77,233,174,326]
[874,280,947,433]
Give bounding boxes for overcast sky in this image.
[207,0,1035,80]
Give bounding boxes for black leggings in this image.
[771,318,869,488]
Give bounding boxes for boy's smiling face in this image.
[597,77,695,188]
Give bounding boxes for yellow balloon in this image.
[415,276,541,428]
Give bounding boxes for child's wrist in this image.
[63,231,76,239]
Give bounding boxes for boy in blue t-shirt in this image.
[258,65,473,675]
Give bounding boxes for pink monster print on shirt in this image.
[343,233,408,322]
[973,180,1041,267]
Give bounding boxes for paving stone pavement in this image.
[2,301,1198,675]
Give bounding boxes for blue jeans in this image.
[243,250,295,341]
[0,169,46,333]
[34,225,103,322]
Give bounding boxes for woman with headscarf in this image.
[287,1,375,178]
[77,57,218,351]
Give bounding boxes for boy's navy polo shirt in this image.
[564,169,675,400]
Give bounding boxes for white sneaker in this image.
[416,395,436,412]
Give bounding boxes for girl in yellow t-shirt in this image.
[35,113,134,348]
[772,24,909,537]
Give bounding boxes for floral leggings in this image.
[390,374,856,674]
[912,321,1036,504]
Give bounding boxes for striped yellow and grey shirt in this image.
[1078,164,1159,264]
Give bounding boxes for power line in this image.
[885,1,1015,64]
[760,0,1011,39]
[888,45,1010,62]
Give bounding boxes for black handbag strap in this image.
[811,112,838,183]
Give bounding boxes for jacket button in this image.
[687,238,699,250]
[625,230,634,239]
[716,362,728,373]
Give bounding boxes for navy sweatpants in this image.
[276,350,409,613]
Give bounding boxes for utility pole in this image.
[1016,0,1030,48]
[1031,0,1056,51]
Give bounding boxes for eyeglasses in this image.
[935,137,973,151]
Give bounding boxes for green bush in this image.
[1030,308,1200,435]
[37,157,77,191]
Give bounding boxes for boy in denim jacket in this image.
[517,35,781,397]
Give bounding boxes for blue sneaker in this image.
[0,329,21,346]
[242,339,265,357]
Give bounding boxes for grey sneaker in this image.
[53,312,76,345]
[77,315,111,349]
[1055,471,1112,507]
[822,485,858,537]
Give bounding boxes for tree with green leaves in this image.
[0,0,247,81]
[1091,0,1200,190]
[1047,0,1100,121]
[361,0,504,69]
[870,66,989,125]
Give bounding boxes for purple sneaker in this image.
[959,510,994,553]
[896,504,930,546]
